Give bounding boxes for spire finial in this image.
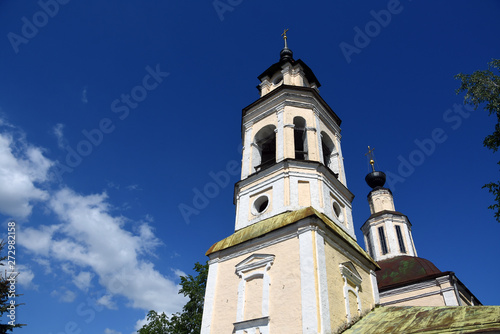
[281,28,289,49]
[365,146,376,172]
[364,146,386,189]
[279,28,293,61]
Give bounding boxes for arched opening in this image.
[252,125,276,172]
[321,131,334,168]
[321,131,340,175]
[272,74,283,86]
[293,117,308,160]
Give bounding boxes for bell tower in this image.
[235,30,354,238]
[201,33,379,334]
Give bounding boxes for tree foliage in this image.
[138,261,208,334]
[0,240,24,333]
[455,59,500,222]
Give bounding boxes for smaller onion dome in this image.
[365,171,386,189]
[280,46,293,61]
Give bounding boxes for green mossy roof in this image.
[206,207,378,268]
[377,256,442,289]
[343,306,500,334]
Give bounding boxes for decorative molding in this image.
[212,220,316,264]
[235,254,274,323]
[235,254,275,276]
[340,262,363,287]
[275,103,285,113]
[340,261,362,322]
[233,316,269,334]
[381,286,456,306]
[242,89,341,134]
[380,278,442,297]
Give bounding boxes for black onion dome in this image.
[280,47,293,61]
[365,171,386,189]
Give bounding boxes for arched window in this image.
[321,131,334,167]
[321,131,339,174]
[293,117,308,160]
[252,125,276,172]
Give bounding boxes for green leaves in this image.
[138,262,208,334]
[456,59,500,222]
[0,241,25,333]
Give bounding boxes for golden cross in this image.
[281,28,289,48]
[365,146,376,172]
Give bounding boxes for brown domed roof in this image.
[377,256,443,291]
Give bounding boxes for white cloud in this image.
[126,184,140,191]
[33,258,52,274]
[134,314,149,332]
[172,269,186,279]
[52,123,67,149]
[97,294,117,310]
[0,119,186,318]
[22,187,186,314]
[73,271,93,291]
[104,329,122,334]
[19,225,60,256]
[81,86,88,104]
[137,223,162,256]
[51,288,77,303]
[0,132,52,218]
[16,264,38,290]
[106,181,120,190]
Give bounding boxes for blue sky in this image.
[0,1,499,333]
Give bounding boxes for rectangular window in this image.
[395,225,407,253]
[378,227,388,255]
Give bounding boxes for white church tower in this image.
[360,152,417,262]
[359,152,481,307]
[234,32,354,237]
[201,32,379,334]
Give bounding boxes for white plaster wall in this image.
[315,232,332,333]
[241,127,253,179]
[299,229,318,333]
[201,261,219,334]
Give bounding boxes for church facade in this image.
[200,35,500,334]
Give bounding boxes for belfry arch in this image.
[252,125,276,173]
[293,116,308,160]
[321,131,339,174]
